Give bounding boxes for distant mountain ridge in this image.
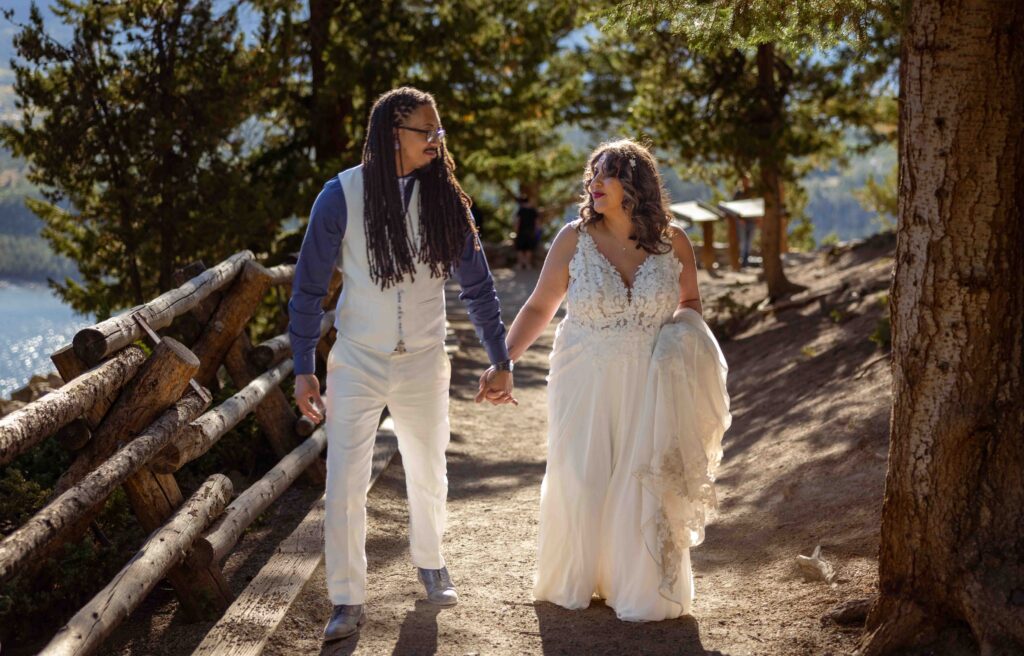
[0,142,79,282]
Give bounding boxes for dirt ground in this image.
[99,235,896,656]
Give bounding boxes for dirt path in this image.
[99,237,895,656]
[267,240,895,656]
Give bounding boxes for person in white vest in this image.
[287,87,515,641]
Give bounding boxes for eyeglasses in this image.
[397,125,446,144]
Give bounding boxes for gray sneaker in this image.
[417,566,458,606]
[322,604,366,641]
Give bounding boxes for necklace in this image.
[610,233,633,252]
[600,216,634,252]
[395,176,415,354]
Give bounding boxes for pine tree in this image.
[861,1,1024,651]
[594,0,897,299]
[1,0,282,318]
[250,0,586,235]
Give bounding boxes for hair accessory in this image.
[629,156,637,169]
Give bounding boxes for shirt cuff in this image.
[293,350,316,376]
[483,336,510,365]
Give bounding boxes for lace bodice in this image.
[556,224,682,354]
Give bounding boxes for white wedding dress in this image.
[533,224,731,622]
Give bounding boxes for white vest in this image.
[334,164,447,354]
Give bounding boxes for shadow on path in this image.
[535,601,725,655]
[391,600,443,655]
[320,631,360,655]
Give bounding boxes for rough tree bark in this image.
[72,251,252,365]
[0,390,210,584]
[53,337,199,495]
[190,259,273,389]
[198,427,327,566]
[0,347,146,466]
[861,1,1024,654]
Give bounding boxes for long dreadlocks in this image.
[362,87,474,290]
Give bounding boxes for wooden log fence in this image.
[150,358,295,474]
[0,347,147,466]
[192,419,399,656]
[198,426,328,566]
[39,474,234,656]
[0,389,210,583]
[265,263,295,287]
[47,343,138,455]
[0,249,367,655]
[72,251,254,366]
[191,260,273,389]
[249,311,331,371]
[53,338,201,495]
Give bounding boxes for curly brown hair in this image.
[578,139,673,255]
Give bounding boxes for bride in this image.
[479,139,731,621]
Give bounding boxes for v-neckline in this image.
[583,229,653,298]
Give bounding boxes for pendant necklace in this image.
[395,174,414,354]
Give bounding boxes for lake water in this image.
[0,281,95,398]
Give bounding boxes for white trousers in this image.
[322,335,452,604]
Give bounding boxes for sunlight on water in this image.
[0,282,95,399]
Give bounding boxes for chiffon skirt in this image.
[533,314,730,622]
[532,331,692,618]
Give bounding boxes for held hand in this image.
[294,373,326,423]
[484,370,517,406]
[474,366,517,406]
[474,367,495,403]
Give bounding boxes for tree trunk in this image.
[265,263,295,287]
[0,346,146,466]
[190,259,273,389]
[861,2,1024,653]
[222,335,326,485]
[308,0,351,166]
[54,337,200,495]
[248,331,292,370]
[250,309,331,372]
[754,42,804,301]
[50,343,100,456]
[151,358,295,474]
[198,427,327,566]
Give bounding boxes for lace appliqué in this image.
[557,226,682,358]
[636,441,721,599]
[549,225,731,606]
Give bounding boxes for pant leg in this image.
[386,343,451,570]
[741,219,757,265]
[323,337,389,605]
[738,219,751,264]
